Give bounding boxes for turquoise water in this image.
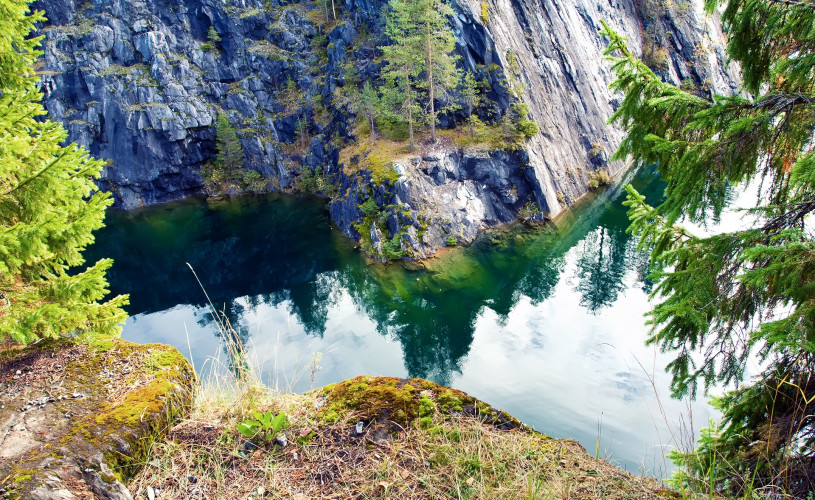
[85,166,718,476]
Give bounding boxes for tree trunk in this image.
[426,18,436,143]
[407,78,415,153]
[408,103,414,153]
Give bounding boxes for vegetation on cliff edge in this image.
[129,374,674,499]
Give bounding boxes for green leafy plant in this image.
[236,409,289,445]
[383,234,405,259]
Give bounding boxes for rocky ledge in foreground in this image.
[0,339,195,499]
[130,375,679,499]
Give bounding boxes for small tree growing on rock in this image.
[201,26,221,52]
[202,113,246,194]
[381,0,423,152]
[380,0,460,150]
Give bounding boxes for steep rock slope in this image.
[465,0,737,214]
[35,0,737,257]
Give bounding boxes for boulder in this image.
[0,339,195,499]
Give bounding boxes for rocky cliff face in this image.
[35,0,737,257]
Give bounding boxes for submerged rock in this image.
[0,339,195,499]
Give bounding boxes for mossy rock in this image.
[316,376,524,430]
[0,338,195,499]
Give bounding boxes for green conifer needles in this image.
[602,3,815,493]
[0,0,127,344]
[381,0,460,151]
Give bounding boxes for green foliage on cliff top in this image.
[0,0,128,345]
[380,0,461,151]
[602,0,815,493]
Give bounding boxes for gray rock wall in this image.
[459,0,738,217]
[35,0,738,257]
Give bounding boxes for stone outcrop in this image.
[0,339,195,499]
[34,0,738,257]
[330,145,543,258]
[457,0,738,217]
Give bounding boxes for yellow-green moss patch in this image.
[317,375,524,430]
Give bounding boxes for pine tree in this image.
[215,113,244,173]
[601,0,815,493]
[0,0,128,345]
[360,81,380,140]
[381,0,459,150]
[200,26,222,52]
[415,0,460,143]
[203,112,246,193]
[459,71,481,136]
[381,0,423,152]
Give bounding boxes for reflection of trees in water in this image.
[336,267,475,387]
[90,169,666,386]
[195,271,342,375]
[286,273,338,336]
[574,227,630,313]
[569,171,664,313]
[89,193,339,318]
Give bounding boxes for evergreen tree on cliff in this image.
[0,0,128,345]
[381,0,423,152]
[381,0,459,150]
[602,0,815,494]
[415,0,460,143]
[215,112,244,177]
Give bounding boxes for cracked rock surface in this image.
[0,339,194,499]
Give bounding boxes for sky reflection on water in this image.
[87,166,719,476]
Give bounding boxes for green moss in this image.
[11,470,37,483]
[95,379,174,426]
[418,396,436,417]
[144,348,186,372]
[437,390,464,412]
[64,341,196,481]
[322,409,341,423]
[317,376,521,431]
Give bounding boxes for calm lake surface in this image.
[86,166,719,476]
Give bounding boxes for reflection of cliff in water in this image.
[86,193,347,328]
[86,166,666,386]
[337,166,665,383]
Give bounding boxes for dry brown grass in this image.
[128,380,676,500]
[338,128,410,185]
